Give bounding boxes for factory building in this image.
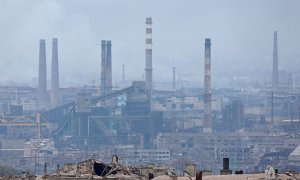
[222,100,244,132]
[155,132,287,173]
[1,18,300,176]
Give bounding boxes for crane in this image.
[0,112,48,139]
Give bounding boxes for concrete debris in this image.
[0,159,299,180]
[36,158,145,180]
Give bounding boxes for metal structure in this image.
[38,39,47,104]
[122,64,125,83]
[51,38,60,108]
[273,31,278,90]
[172,67,176,90]
[36,112,41,139]
[203,39,212,133]
[271,91,274,125]
[37,80,160,149]
[41,82,146,139]
[145,17,153,91]
[0,114,47,139]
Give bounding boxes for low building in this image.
[288,145,300,168]
[24,138,58,158]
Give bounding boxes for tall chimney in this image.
[105,40,112,94]
[51,38,60,108]
[38,39,47,104]
[172,67,176,90]
[223,158,229,171]
[145,17,153,91]
[203,39,212,133]
[100,40,106,95]
[220,157,232,175]
[272,31,278,90]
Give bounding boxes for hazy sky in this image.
[1,0,300,87]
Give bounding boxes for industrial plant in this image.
[0,1,300,179]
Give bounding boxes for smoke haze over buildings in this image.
[0,0,300,87]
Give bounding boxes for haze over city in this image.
[0,1,300,179]
[1,0,300,87]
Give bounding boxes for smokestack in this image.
[145,17,153,91]
[101,40,106,95]
[105,40,112,94]
[220,157,232,175]
[203,38,212,133]
[272,31,278,90]
[38,39,47,104]
[172,67,176,90]
[51,38,60,108]
[223,158,229,171]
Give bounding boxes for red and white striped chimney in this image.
[145,17,153,91]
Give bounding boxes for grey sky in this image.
[0,0,300,87]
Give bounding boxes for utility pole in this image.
[36,112,41,140]
[271,92,274,125]
[172,67,176,90]
[122,64,125,82]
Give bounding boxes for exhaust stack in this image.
[220,158,232,175]
[51,38,60,108]
[105,40,112,94]
[145,17,153,91]
[203,39,212,133]
[272,31,278,90]
[101,40,106,95]
[38,39,47,104]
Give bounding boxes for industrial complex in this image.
[0,16,300,179]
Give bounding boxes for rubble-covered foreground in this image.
[37,158,146,180]
[0,157,300,180]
